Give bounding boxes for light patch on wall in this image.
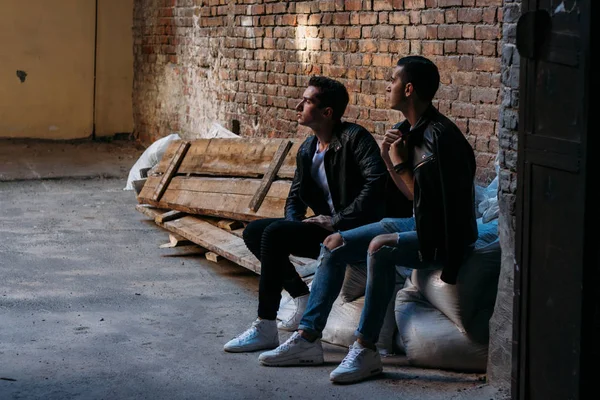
[49,126,59,131]
[295,26,310,63]
[169,14,247,138]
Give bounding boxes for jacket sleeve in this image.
[331,131,387,231]
[434,128,477,284]
[284,158,307,221]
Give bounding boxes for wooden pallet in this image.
[137,138,301,222]
[153,138,300,179]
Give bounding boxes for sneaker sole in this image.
[330,367,383,384]
[260,358,325,367]
[224,343,279,353]
[260,354,324,367]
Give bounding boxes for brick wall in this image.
[133,0,504,184]
[487,0,519,395]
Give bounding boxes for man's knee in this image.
[243,219,263,243]
[323,233,343,251]
[367,233,397,254]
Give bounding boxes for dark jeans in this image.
[243,218,331,320]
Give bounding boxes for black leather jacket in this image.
[284,122,391,231]
[394,105,478,284]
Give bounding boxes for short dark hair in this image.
[307,76,349,121]
[396,56,440,102]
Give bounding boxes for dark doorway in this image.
[513,1,596,399]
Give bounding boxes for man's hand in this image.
[303,215,334,231]
[383,129,409,166]
[368,233,399,253]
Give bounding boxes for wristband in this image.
[393,162,409,173]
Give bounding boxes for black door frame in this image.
[513,1,596,399]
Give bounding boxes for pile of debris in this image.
[134,137,316,276]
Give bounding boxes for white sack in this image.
[124,133,181,190]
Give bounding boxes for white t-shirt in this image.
[311,143,335,214]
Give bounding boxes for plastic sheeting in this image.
[124,133,180,190]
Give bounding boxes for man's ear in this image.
[405,82,414,97]
[322,107,334,119]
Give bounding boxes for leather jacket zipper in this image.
[413,155,436,171]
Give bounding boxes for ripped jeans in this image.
[298,217,443,344]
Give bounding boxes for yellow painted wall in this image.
[0,0,96,139]
[95,0,134,137]
[0,0,134,139]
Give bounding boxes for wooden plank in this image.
[164,216,262,273]
[138,176,291,221]
[198,217,244,238]
[217,219,244,231]
[137,211,316,276]
[135,204,168,219]
[249,140,293,212]
[142,175,291,197]
[161,216,316,276]
[205,252,223,263]
[229,228,245,238]
[154,138,299,179]
[159,233,192,248]
[151,140,190,202]
[155,210,187,224]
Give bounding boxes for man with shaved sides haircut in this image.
[223,76,394,356]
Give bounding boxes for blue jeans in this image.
[298,217,444,344]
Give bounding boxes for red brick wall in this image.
[133,0,503,183]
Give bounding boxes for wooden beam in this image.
[137,211,316,276]
[164,216,262,273]
[159,233,192,248]
[205,252,223,263]
[154,138,299,179]
[155,210,187,224]
[135,204,168,219]
[138,176,292,221]
[216,219,244,231]
[151,140,190,202]
[249,140,293,212]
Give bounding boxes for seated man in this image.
[223,76,392,353]
[258,56,478,384]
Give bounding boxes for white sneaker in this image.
[258,331,324,366]
[278,293,309,331]
[223,319,279,353]
[329,341,383,383]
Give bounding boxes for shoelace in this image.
[282,299,303,325]
[340,345,363,367]
[236,325,259,341]
[278,333,301,352]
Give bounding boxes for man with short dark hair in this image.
[223,76,392,353]
[258,56,478,384]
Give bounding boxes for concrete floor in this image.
[0,140,504,399]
